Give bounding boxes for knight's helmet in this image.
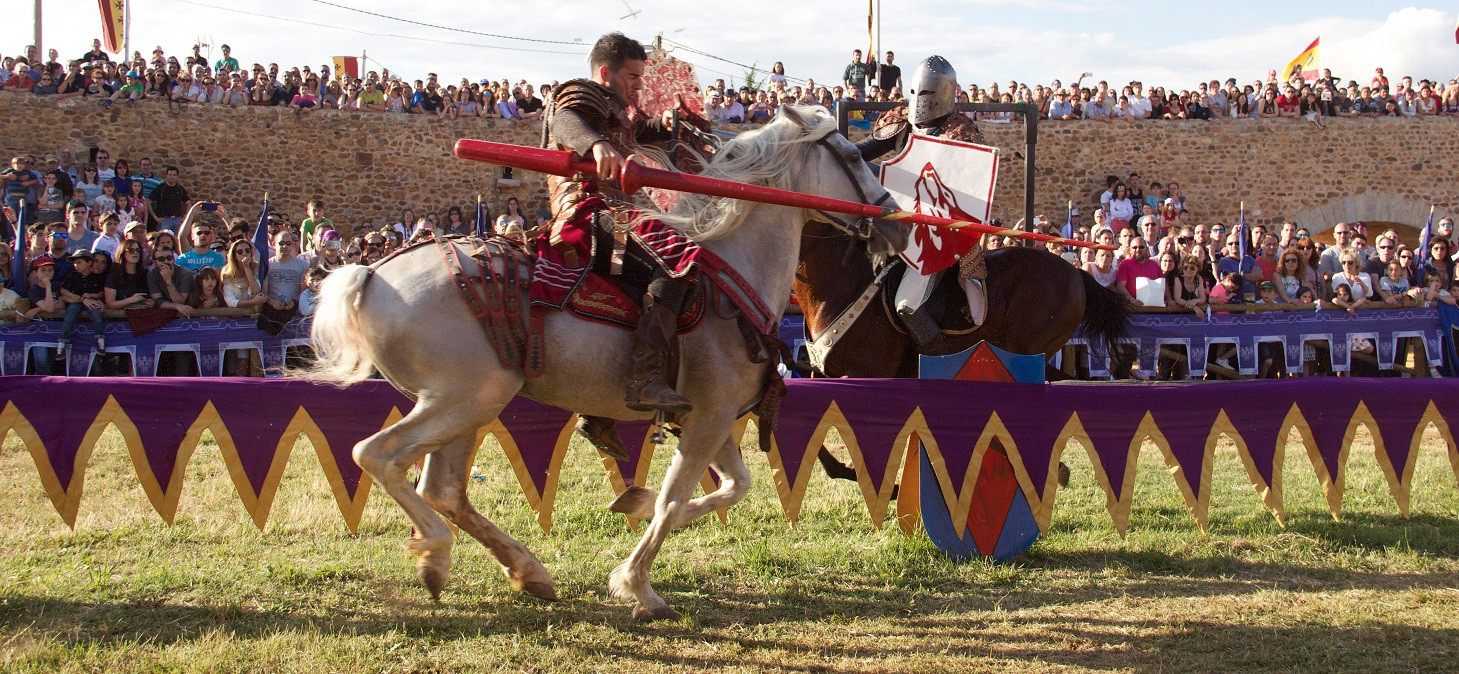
[909,56,958,128]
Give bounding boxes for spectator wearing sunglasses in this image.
[263,230,308,311]
[148,247,198,317]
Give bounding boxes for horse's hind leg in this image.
[417,431,556,601]
[353,395,479,600]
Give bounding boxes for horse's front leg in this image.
[608,415,733,621]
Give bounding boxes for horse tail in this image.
[1076,270,1132,356]
[307,264,377,385]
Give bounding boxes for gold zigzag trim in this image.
[5,388,1458,535]
[0,401,71,526]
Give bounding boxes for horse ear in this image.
[780,105,809,129]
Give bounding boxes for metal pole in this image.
[33,0,43,68]
[875,0,881,63]
[122,0,130,62]
[1023,103,1037,245]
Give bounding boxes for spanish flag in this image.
[97,0,125,54]
[1283,37,1320,82]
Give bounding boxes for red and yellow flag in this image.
[1283,37,1320,82]
[97,0,126,54]
[332,56,360,82]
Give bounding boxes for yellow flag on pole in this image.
[97,0,126,54]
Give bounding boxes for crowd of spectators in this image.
[0,142,539,375]
[4,40,1456,127]
[0,40,552,120]
[1015,171,1458,378]
[2,38,1455,379]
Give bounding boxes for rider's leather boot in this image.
[575,415,630,461]
[625,295,693,414]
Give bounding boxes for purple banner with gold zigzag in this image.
[0,377,1456,535]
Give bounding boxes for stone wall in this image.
[2,95,1454,238]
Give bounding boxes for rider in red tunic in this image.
[542,32,692,415]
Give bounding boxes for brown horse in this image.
[793,221,1131,482]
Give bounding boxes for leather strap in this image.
[804,261,897,375]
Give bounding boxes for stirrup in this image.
[897,306,943,348]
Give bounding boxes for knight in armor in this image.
[543,32,692,415]
[856,56,988,347]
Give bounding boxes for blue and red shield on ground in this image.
[918,342,1043,562]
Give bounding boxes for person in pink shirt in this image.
[1114,237,1162,305]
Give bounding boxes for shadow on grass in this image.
[3,544,1456,654]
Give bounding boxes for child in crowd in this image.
[1255,281,1283,378]
[1208,272,1244,306]
[1421,272,1456,307]
[298,267,328,316]
[186,267,227,310]
[58,250,107,354]
[1330,282,1365,313]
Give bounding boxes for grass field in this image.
[1,422,1457,673]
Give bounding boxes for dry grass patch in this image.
[0,421,1456,672]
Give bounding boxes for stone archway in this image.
[1290,194,1451,246]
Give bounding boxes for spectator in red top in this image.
[1276,85,1301,118]
[1114,236,1162,306]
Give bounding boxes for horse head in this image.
[777,107,909,258]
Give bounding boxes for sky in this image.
[3,1,1457,91]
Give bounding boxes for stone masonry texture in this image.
[2,95,1453,238]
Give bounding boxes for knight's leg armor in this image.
[957,245,988,327]
[894,264,946,348]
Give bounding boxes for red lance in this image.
[454,139,1109,250]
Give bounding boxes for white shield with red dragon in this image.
[880,135,999,275]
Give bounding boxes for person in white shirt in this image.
[703,91,727,123]
[90,213,124,256]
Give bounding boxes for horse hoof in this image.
[416,553,451,601]
[419,564,448,601]
[522,580,559,602]
[1057,462,1071,488]
[608,486,657,520]
[632,603,680,622]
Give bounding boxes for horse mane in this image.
[652,105,839,241]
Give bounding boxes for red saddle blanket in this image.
[530,197,775,335]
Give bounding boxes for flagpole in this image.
[33,0,43,71]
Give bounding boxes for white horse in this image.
[307,106,907,621]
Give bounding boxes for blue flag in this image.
[475,198,488,238]
[1418,206,1434,267]
[11,201,27,296]
[1237,206,1248,263]
[253,197,271,286]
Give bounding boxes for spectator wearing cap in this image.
[704,90,728,123]
[58,249,108,354]
[722,90,746,124]
[311,230,346,272]
[24,256,60,372]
